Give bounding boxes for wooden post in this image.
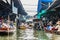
[8,15,10,24]
[8,15,10,40]
[2,16,3,24]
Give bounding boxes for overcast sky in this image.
[20,0,38,16]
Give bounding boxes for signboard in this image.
[12,6,18,14]
[42,0,53,2]
[12,1,18,14]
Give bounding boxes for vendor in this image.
[55,20,60,32]
[0,16,3,27]
[46,24,53,31]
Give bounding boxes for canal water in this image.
[0,31,16,40]
[0,28,60,40]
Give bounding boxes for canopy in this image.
[47,0,60,11]
[13,0,27,15]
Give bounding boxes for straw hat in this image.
[56,21,60,24]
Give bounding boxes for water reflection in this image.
[45,32,60,40]
[51,34,60,40]
[18,28,38,40]
[0,31,16,40]
[0,29,60,40]
[18,28,50,40]
[18,29,60,40]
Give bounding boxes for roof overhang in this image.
[13,0,27,15]
[47,0,60,11]
[0,0,12,12]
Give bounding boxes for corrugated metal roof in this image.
[47,0,60,10]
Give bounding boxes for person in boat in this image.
[3,20,13,28]
[7,20,15,28]
[25,23,29,28]
[9,21,14,28]
[46,24,53,31]
[44,23,47,30]
[2,19,10,28]
[20,23,26,29]
[0,16,3,28]
[39,20,44,30]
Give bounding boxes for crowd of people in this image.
[0,16,15,29]
[19,18,60,33]
[43,18,60,34]
[19,22,34,30]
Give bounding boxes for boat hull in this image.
[0,27,16,34]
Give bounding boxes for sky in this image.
[20,0,38,16]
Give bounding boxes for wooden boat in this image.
[0,24,16,33]
[0,15,16,34]
[44,27,60,35]
[20,26,26,30]
[44,27,58,33]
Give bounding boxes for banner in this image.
[12,1,18,14]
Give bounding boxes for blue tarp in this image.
[37,0,42,13]
[42,0,53,2]
[37,0,53,13]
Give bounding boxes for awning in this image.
[13,0,27,15]
[55,5,60,11]
[0,0,12,13]
[47,0,60,11]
